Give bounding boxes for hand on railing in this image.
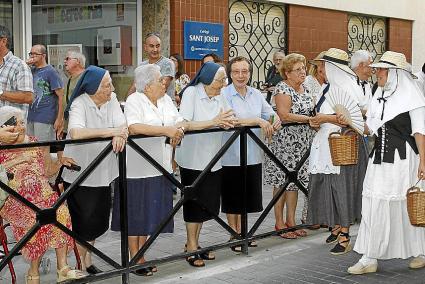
[165,126,184,147]
[112,136,126,153]
[59,156,78,169]
[114,126,129,141]
[258,118,274,138]
[214,109,236,129]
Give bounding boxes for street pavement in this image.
[2,187,425,284]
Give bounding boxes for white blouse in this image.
[175,83,231,172]
[62,92,127,187]
[125,92,182,178]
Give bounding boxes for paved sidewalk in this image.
[2,188,425,283]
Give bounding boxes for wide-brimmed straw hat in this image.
[370,51,417,79]
[308,51,326,66]
[317,48,356,76]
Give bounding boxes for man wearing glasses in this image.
[26,44,64,141]
[0,25,33,119]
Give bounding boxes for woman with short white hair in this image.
[111,64,184,276]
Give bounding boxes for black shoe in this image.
[325,227,341,244]
[86,265,102,275]
[330,232,351,255]
[131,267,153,276]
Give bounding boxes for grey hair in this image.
[67,50,86,67]
[0,106,23,126]
[0,25,11,49]
[134,64,161,92]
[350,50,372,70]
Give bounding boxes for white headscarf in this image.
[0,106,22,126]
[366,69,425,134]
[325,62,365,109]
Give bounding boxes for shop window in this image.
[229,0,286,89]
[31,0,137,101]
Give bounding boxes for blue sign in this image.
[184,21,224,60]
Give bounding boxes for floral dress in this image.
[264,81,315,191]
[0,136,73,260]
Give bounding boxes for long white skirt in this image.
[354,145,425,259]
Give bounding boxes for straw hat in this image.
[308,51,326,66]
[317,48,356,76]
[370,51,416,78]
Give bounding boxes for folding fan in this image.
[326,86,365,135]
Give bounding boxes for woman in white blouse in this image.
[111,64,184,276]
[62,66,128,275]
[176,62,236,268]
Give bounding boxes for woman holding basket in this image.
[348,51,425,274]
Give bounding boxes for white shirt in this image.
[125,92,182,178]
[62,92,126,186]
[415,71,425,96]
[175,83,231,171]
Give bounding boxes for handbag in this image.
[406,179,425,227]
[0,165,10,209]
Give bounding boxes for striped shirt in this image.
[0,51,33,117]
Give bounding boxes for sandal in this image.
[186,254,205,267]
[57,265,85,282]
[25,274,40,284]
[248,240,258,247]
[326,226,341,244]
[275,225,298,239]
[228,237,242,253]
[150,265,157,273]
[294,229,307,237]
[330,232,352,255]
[184,244,215,260]
[131,267,153,276]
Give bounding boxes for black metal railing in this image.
[0,125,310,283]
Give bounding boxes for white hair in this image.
[350,50,372,70]
[134,64,161,92]
[0,106,23,126]
[67,50,86,68]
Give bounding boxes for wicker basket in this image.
[406,186,425,227]
[328,129,359,166]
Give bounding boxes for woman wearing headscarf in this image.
[348,51,425,274]
[221,56,280,252]
[110,64,184,276]
[307,48,368,255]
[62,66,128,275]
[175,61,235,267]
[0,106,85,283]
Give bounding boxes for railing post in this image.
[118,147,129,284]
[240,127,248,254]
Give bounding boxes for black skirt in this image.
[221,164,263,214]
[180,167,221,223]
[64,182,111,241]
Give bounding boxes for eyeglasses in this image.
[65,57,78,61]
[214,77,228,83]
[28,52,44,57]
[290,67,306,74]
[231,69,250,76]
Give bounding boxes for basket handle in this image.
[329,132,341,137]
[407,179,422,194]
[342,129,357,136]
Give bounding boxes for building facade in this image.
[1,0,424,100]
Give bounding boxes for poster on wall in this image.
[47,44,82,82]
[183,21,224,60]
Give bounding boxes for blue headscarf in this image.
[64,65,107,119]
[179,61,221,97]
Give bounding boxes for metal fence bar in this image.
[240,128,249,254]
[118,148,129,284]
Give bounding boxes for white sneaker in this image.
[347,261,378,275]
[409,256,425,269]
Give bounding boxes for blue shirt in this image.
[27,65,63,124]
[221,84,275,166]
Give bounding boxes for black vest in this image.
[371,112,418,164]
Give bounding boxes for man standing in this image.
[127,32,175,100]
[264,50,285,103]
[350,50,373,112]
[26,44,64,141]
[0,25,33,117]
[63,50,86,136]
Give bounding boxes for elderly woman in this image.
[0,106,84,283]
[221,56,280,251]
[307,48,368,255]
[110,64,184,276]
[176,62,235,267]
[264,53,315,239]
[348,51,425,274]
[62,66,128,275]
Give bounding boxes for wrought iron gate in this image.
[229,0,286,89]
